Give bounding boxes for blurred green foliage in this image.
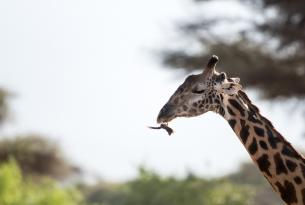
[0,160,82,205]
[81,167,254,205]
[80,164,283,205]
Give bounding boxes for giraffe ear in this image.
[220,82,242,95]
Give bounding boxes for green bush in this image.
[82,167,254,205]
[0,160,82,205]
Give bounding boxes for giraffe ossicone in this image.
[156,55,305,205]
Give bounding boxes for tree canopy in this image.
[0,135,80,180]
[0,88,10,126]
[161,0,305,99]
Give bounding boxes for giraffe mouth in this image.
[157,115,175,124]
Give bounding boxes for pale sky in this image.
[0,0,304,181]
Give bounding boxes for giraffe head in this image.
[157,55,242,123]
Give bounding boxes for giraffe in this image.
[156,55,305,205]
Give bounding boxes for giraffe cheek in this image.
[176,108,183,114]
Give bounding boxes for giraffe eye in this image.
[192,89,205,94]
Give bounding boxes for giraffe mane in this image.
[238,90,272,127]
[237,90,305,164]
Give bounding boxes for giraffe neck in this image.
[220,90,305,205]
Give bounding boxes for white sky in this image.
[0,0,304,181]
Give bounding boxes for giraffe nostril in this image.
[157,103,174,123]
[162,103,172,113]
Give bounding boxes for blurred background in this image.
[0,0,304,204]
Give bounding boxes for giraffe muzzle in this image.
[157,103,175,123]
